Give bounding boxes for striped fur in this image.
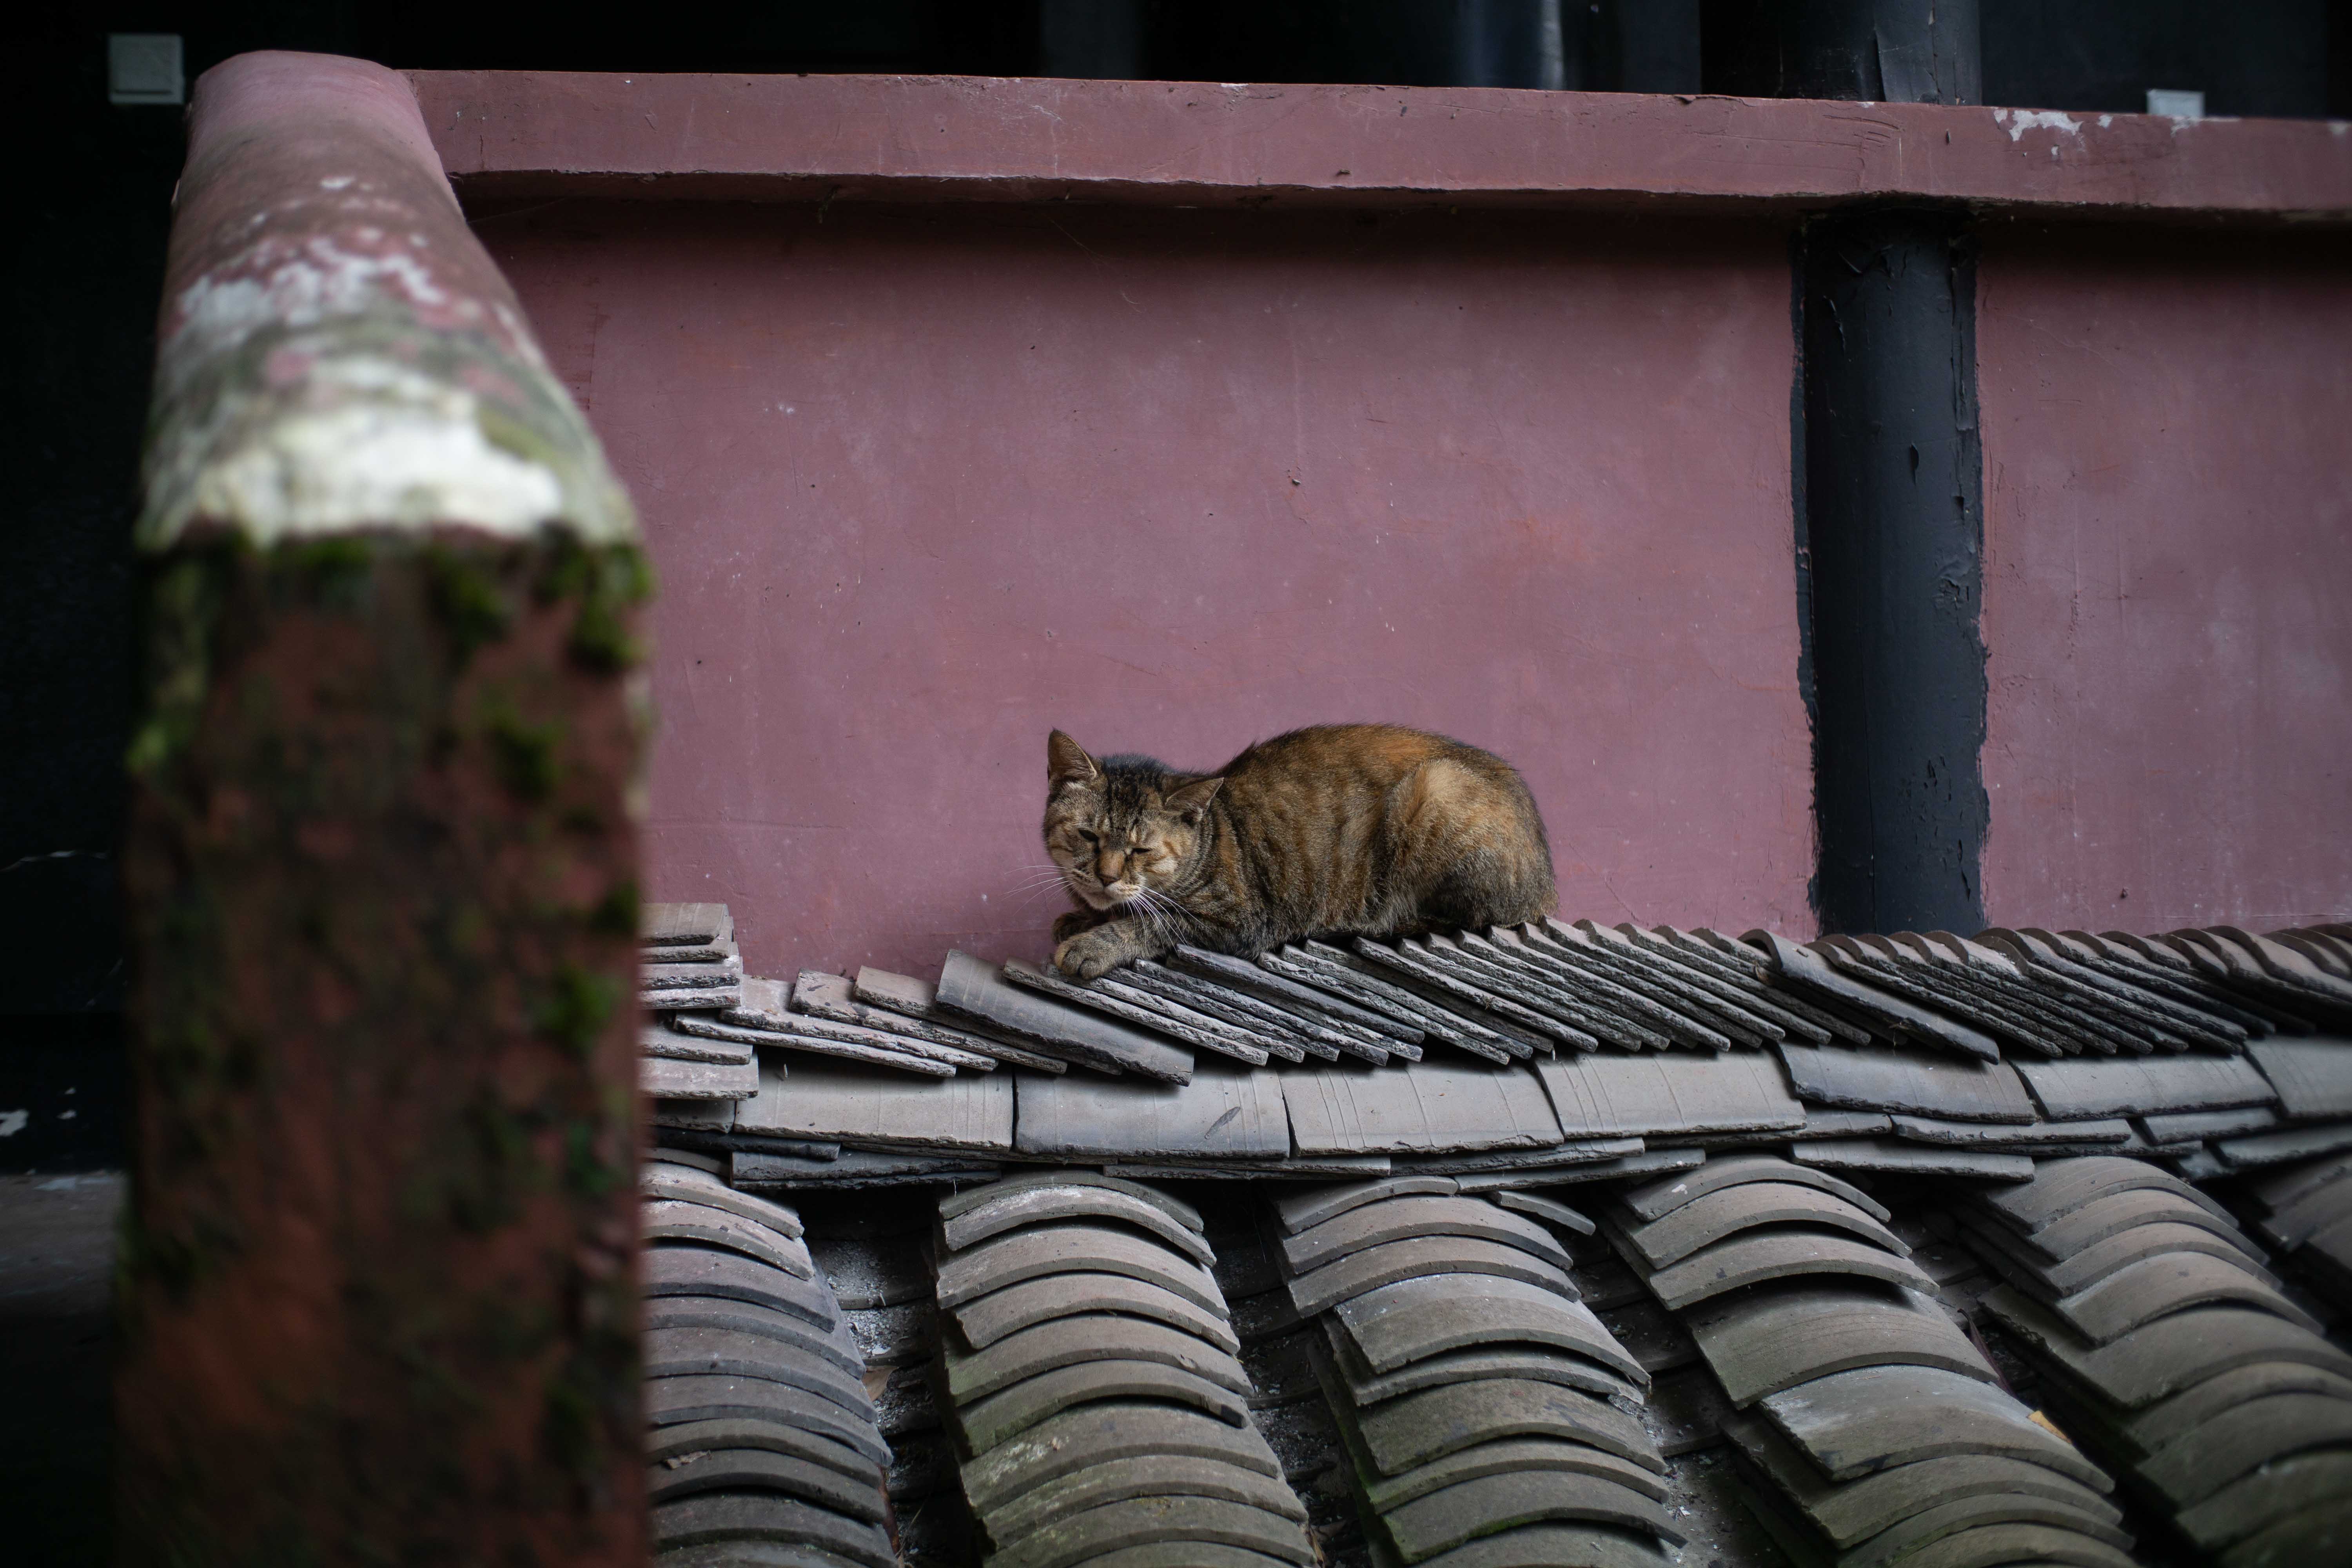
[1043,724,1556,982]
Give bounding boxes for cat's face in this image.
[1042,731,1220,911]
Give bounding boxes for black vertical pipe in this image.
[1707,1,1987,935]
[1701,0,1978,103]
[1802,211,1987,934]
[1039,0,1145,78]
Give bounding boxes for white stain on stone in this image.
[172,238,460,378]
[1993,108,2083,142]
[187,358,564,541]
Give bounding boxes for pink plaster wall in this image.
[485,202,1815,981]
[1977,229,2352,932]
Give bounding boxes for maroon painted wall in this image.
[1976,229,2352,932]
[487,203,1816,980]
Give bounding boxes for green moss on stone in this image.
[535,963,620,1061]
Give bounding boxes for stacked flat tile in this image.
[1264,1176,1682,1567]
[2240,1151,2352,1311]
[1599,1154,2135,1568]
[1955,1156,2352,1567]
[641,903,759,1109]
[639,1158,895,1565]
[652,916,2352,1189]
[927,1171,1316,1567]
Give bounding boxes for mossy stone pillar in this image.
[117,52,649,1565]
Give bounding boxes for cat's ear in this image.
[1047,730,1101,791]
[1161,775,1224,824]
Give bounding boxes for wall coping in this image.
[409,71,2352,224]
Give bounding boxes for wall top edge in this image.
[406,71,2352,224]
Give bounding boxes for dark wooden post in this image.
[1705,2,1989,936]
[116,53,648,1565]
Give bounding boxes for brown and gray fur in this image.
[1044,723,1556,982]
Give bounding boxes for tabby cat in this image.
[1043,723,1556,982]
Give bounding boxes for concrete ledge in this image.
[409,72,2352,223]
[147,51,634,550]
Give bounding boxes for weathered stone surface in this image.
[1267,944,1518,1060]
[644,1445,889,1521]
[958,1401,1281,1515]
[1016,1062,1289,1158]
[1381,1470,1682,1561]
[642,1327,875,1418]
[1007,959,1274,1066]
[941,1168,1202,1229]
[951,1272,1239,1355]
[1959,1212,2275,1301]
[944,1313,1250,1403]
[1273,1176,1460,1232]
[1493,1191,1596,1236]
[645,905,731,946]
[646,1414,880,1485]
[1356,1378,1663,1476]
[949,1358,1251,1454]
[1619,1151,1890,1223]
[1286,1235,1577,1317]
[1621,1182,1908,1269]
[643,1162,804,1235]
[642,1198,815,1278]
[1368,1523,1673,1567]
[937,951,1192,1082]
[1323,1319,1641,1410]
[936,1224,1222,1312]
[1536,1050,1806,1138]
[2123,1359,2352,1452]
[1450,1149,1703,1191]
[984,1495,1313,1568]
[1747,931,2000,1060]
[2218,1119,2352,1168]
[1790,1138,2036,1180]
[2176,1450,2352,1551]
[1723,1410,2120,1550]
[1335,1274,1646,1386]
[943,1181,1212,1261]
[643,1375,889,1465]
[735,1053,1014,1150]
[641,1297,862,1376]
[1635,1227,1936,1311]
[1757,1364,2110,1487]
[986,1454,1308,1550]
[644,1243,840,1331]
[1985,1287,2352,1408]
[642,1023,756,1065]
[1357,1438,1666,1513]
[2210,1498,2352,1568]
[2018,1187,2265,1265]
[1838,1490,2134,1568]
[2050,1250,2321,1344]
[2015,1053,2278,1119]
[1775,1041,2034,1122]
[1282,1060,1562,1155]
[1283,1195,1573,1273]
[793,969,1069,1071]
[2138,1392,2352,1507]
[1986,1156,2230,1234]
[1685,1283,1993,1406]
[650,1492,895,1568]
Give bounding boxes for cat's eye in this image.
[1075,830,1097,844]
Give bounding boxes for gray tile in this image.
[1015,1061,1287,1159]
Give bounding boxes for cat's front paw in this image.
[1053,927,1130,983]
[1052,908,1106,944]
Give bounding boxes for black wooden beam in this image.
[1708,1,1988,935]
